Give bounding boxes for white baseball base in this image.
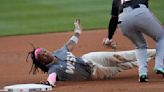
[3,84,52,92]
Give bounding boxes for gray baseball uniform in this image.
[47,45,92,81]
[108,0,164,76]
[47,44,155,80]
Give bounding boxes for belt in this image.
[131,4,140,9]
[119,4,140,14]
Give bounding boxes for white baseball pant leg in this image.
[81,49,156,80]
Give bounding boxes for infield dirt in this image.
[0,29,163,92]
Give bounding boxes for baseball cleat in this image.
[154,68,164,77]
[139,74,149,82]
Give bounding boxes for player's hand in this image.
[74,19,82,34]
[40,80,55,87]
[103,38,117,50]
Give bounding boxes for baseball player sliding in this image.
[103,0,164,82]
[27,19,156,87]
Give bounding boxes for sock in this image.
[136,49,148,76]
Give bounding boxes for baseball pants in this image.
[118,4,164,75]
[81,49,156,80]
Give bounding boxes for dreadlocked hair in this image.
[26,47,48,74]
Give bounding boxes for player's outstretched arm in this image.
[66,19,82,52]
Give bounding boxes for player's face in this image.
[38,49,54,65]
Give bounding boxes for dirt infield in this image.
[0,29,163,92]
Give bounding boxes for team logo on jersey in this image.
[65,52,76,74]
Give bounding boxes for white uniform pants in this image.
[81,49,156,80]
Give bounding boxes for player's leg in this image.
[81,52,128,79]
[133,7,164,76]
[81,51,138,80]
[144,12,164,76]
[92,49,156,79]
[82,49,155,66]
[82,49,155,80]
[82,52,119,67]
[116,49,156,71]
[119,15,149,79]
[81,50,140,67]
[147,49,156,60]
[91,64,120,79]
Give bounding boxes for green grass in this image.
[149,0,164,23]
[0,0,164,36]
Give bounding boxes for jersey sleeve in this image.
[111,0,120,16]
[108,0,120,40]
[48,65,58,75]
[53,44,69,60]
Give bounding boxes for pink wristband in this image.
[47,72,57,86]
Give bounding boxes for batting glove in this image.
[74,19,82,34]
[103,38,117,50]
[40,80,56,87]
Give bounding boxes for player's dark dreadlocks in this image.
[26,44,48,74]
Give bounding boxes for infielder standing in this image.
[27,19,155,87]
[103,0,164,82]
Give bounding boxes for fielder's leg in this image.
[134,8,164,76]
